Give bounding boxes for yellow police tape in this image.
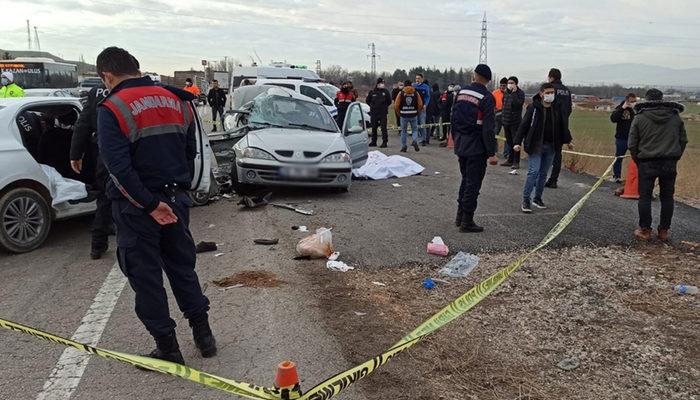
[0,158,616,400]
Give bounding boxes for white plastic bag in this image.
[439,251,479,278]
[296,227,334,259]
[40,164,88,207]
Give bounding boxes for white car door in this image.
[188,101,212,193]
[342,102,369,168]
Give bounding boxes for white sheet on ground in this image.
[352,151,424,179]
[40,164,88,207]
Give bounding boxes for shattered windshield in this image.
[248,93,338,132]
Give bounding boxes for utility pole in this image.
[26,20,32,50]
[33,26,41,51]
[479,13,488,65]
[224,56,228,71]
[367,42,379,78]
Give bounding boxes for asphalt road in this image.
[1,140,698,400]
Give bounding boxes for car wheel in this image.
[230,156,257,196]
[188,172,218,207]
[0,188,52,253]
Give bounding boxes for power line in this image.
[478,13,487,64]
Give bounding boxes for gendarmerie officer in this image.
[95,47,215,365]
[70,83,112,259]
[451,64,498,233]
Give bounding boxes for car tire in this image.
[230,156,257,196]
[188,172,218,207]
[0,188,52,253]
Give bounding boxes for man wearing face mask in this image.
[183,77,201,97]
[513,83,570,213]
[96,47,216,366]
[451,64,498,233]
[365,78,392,148]
[438,83,455,143]
[609,93,637,183]
[500,76,525,169]
[0,71,25,98]
[545,68,573,188]
[391,81,404,128]
[334,81,356,126]
[492,77,508,156]
[207,79,227,132]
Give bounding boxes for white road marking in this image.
[36,264,127,400]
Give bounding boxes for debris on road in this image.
[296,228,334,258]
[353,311,367,316]
[371,281,386,287]
[292,225,309,232]
[218,283,245,292]
[195,241,218,253]
[439,251,480,278]
[509,169,519,175]
[238,192,273,208]
[422,277,436,289]
[427,236,449,257]
[222,194,233,199]
[272,203,314,215]
[254,238,279,245]
[680,240,699,250]
[327,260,354,272]
[213,271,283,288]
[328,252,340,261]
[214,253,225,257]
[673,284,698,295]
[208,224,216,228]
[392,183,402,188]
[557,358,581,371]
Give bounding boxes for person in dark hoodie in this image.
[609,93,637,182]
[427,83,442,140]
[365,77,393,147]
[334,81,356,126]
[500,76,525,169]
[545,68,573,188]
[513,83,571,213]
[391,81,403,128]
[438,83,455,144]
[628,89,687,242]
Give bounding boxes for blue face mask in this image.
[1,78,9,86]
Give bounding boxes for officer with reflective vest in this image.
[334,81,356,126]
[70,83,113,259]
[95,47,215,366]
[451,64,498,233]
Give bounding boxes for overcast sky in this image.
[2,0,699,80]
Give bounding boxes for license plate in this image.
[279,166,319,178]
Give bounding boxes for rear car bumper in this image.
[236,159,352,188]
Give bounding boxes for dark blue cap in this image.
[474,64,492,81]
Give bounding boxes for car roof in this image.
[0,97,81,112]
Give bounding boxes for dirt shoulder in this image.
[307,243,699,399]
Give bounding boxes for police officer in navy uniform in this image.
[451,64,498,233]
[70,83,113,259]
[95,47,215,365]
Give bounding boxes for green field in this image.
[565,108,699,201]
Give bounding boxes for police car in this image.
[0,96,212,253]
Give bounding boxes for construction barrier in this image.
[0,154,618,399]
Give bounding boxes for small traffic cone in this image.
[447,132,455,149]
[620,159,640,199]
[274,360,302,400]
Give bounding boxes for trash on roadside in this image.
[353,311,367,316]
[208,224,216,228]
[214,253,225,257]
[296,228,333,259]
[557,358,580,371]
[218,283,245,292]
[392,183,402,188]
[434,171,441,175]
[222,194,233,199]
[372,281,386,287]
[680,240,700,250]
[327,260,354,272]
[195,241,218,253]
[673,284,698,295]
[238,192,273,208]
[254,238,279,245]
[292,225,309,232]
[439,251,480,278]
[272,203,314,215]
[427,236,449,257]
[432,278,450,285]
[509,169,519,175]
[328,252,340,261]
[422,277,436,290]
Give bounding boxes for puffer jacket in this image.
[629,101,687,161]
[514,94,570,155]
[501,88,525,126]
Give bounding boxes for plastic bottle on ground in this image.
[673,284,698,295]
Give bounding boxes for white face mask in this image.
[543,93,555,103]
[447,86,454,91]
[378,83,385,89]
[1,78,8,86]
[507,83,516,91]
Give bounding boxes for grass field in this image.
[565,108,699,202]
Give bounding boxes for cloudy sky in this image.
[2,0,698,82]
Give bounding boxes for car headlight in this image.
[321,152,351,163]
[242,147,276,160]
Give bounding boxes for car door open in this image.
[189,101,212,194]
[342,102,369,168]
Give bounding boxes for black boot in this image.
[379,141,388,148]
[212,125,217,132]
[460,215,484,233]
[137,333,185,370]
[189,313,217,358]
[369,140,377,147]
[455,209,463,227]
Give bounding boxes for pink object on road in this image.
[427,243,449,257]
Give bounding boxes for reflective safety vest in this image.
[101,85,193,142]
[399,91,419,118]
[0,83,25,98]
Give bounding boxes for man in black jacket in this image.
[207,79,227,132]
[545,68,573,188]
[610,93,637,182]
[391,82,403,128]
[427,83,442,140]
[513,83,571,213]
[629,89,687,242]
[70,84,112,260]
[365,77,392,147]
[438,83,455,145]
[500,76,525,169]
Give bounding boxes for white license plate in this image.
[279,166,319,178]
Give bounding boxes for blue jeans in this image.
[613,138,628,179]
[523,143,555,202]
[417,110,427,143]
[400,116,418,147]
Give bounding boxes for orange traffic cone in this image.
[447,132,455,149]
[620,159,640,199]
[274,360,302,400]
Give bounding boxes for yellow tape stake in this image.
[300,159,616,400]
[0,318,279,400]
